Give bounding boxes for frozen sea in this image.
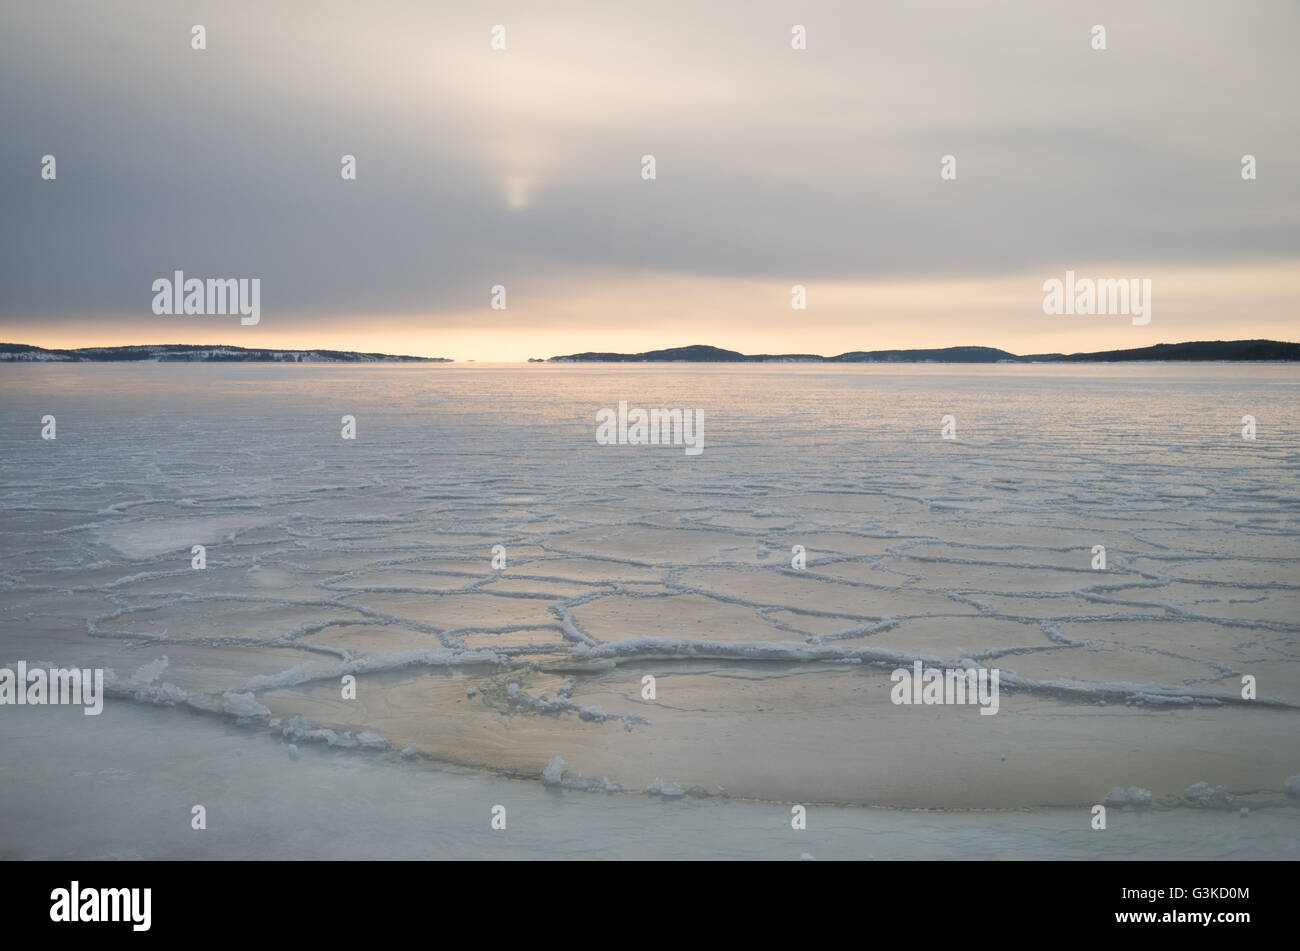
[1,362,1298,859]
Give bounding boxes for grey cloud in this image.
[1,0,1296,330]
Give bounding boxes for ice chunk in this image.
[541,755,566,785]
[1183,782,1235,809]
[221,691,270,720]
[646,778,685,798]
[1105,786,1152,807]
[130,656,168,686]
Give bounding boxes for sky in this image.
[1,0,1296,361]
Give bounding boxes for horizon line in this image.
[4,337,1300,364]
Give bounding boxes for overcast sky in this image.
[1,0,1296,360]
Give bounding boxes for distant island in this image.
[0,343,449,363]
[548,340,1300,363]
[5,339,1296,365]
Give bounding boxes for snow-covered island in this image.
[0,343,450,363]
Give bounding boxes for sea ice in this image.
[220,692,270,720]
[1105,786,1152,807]
[646,778,685,798]
[1183,782,1235,809]
[542,755,566,785]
